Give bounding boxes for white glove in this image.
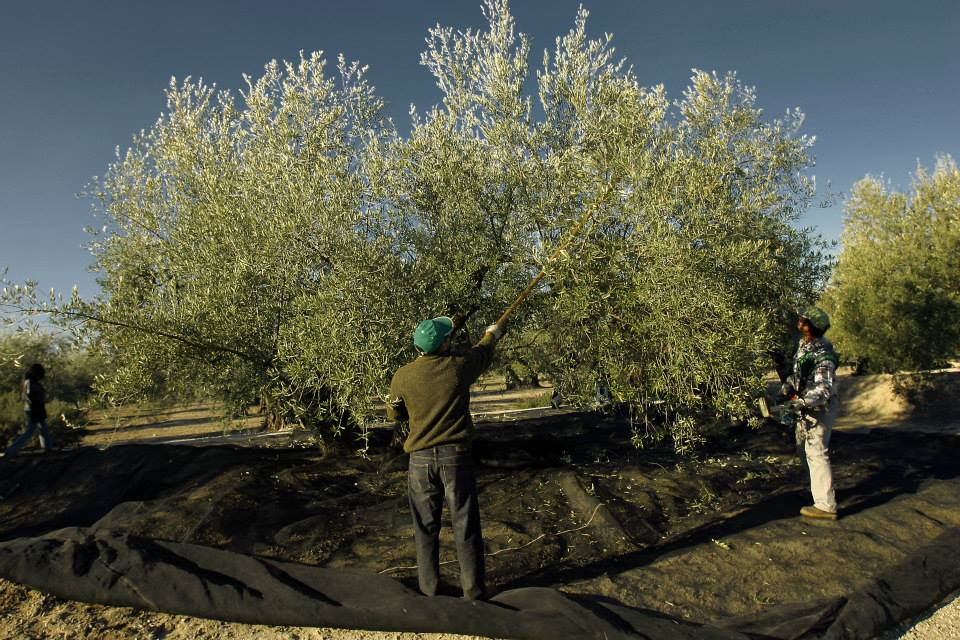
[485,324,505,340]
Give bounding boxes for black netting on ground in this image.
[0,421,958,639]
[1,526,958,639]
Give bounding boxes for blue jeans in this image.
[4,412,51,456]
[408,443,485,599]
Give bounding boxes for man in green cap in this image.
[387,316,506,600]
[780,306,841,520]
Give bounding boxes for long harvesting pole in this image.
[495,183,617,327]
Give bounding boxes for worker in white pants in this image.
[782,307,840,520]
[796,398,838,515]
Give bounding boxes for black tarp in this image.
[0,527,740,640]
[2,422,959,638]
[1,526,959,639]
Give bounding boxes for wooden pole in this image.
[495,183,615,327]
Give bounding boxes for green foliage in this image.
[0,331,101,446]
[2,1,830,452]
[0,390,22,443]
[5,53,406,441]
[0,392,87,450]
[514,391,553,410]
[377,2,829,450]
[823,156,960,372]
[0,332,103,405]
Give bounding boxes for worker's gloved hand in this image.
[784,399,807,414]
[485,323,506,341]
[390,421,409,449]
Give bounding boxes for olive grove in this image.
[2,1,831,451]
[823,156,960,373]
[0,330,104,443]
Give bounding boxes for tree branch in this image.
[6,305,264,366]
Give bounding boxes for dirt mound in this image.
[835,368,960,433]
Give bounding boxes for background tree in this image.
[0,330,103,445]
[822,156,960,373]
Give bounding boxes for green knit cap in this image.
[800,306,831,332]
[413,316,454,354]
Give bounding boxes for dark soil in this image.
[1,411,959,630]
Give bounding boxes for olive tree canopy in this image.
[3,1,831,451]
[823,156,960,373]
[378,2,829,449]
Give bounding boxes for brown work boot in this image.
[800,505,838,520]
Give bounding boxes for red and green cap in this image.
[413,316,454,354]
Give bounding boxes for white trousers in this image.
[795,411,837,513]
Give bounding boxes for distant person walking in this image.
[781,308,840,520]
[3,363,52,457]
[387,316,505,600]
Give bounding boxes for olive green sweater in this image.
[387,333,496,453]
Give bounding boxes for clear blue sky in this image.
[1,0,957,298]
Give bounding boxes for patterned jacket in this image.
[789,337,839,412]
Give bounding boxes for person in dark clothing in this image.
[3,363,52,457]
[386,316,505,600]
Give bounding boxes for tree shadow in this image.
[498,487,807,591]
[499,433,960,591]
[0,445,315,542]
[85,415,254,440]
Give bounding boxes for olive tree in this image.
[380,2,830,450]
[3,1,831,452]
[823,156,960,373]
[4,53,410,439]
